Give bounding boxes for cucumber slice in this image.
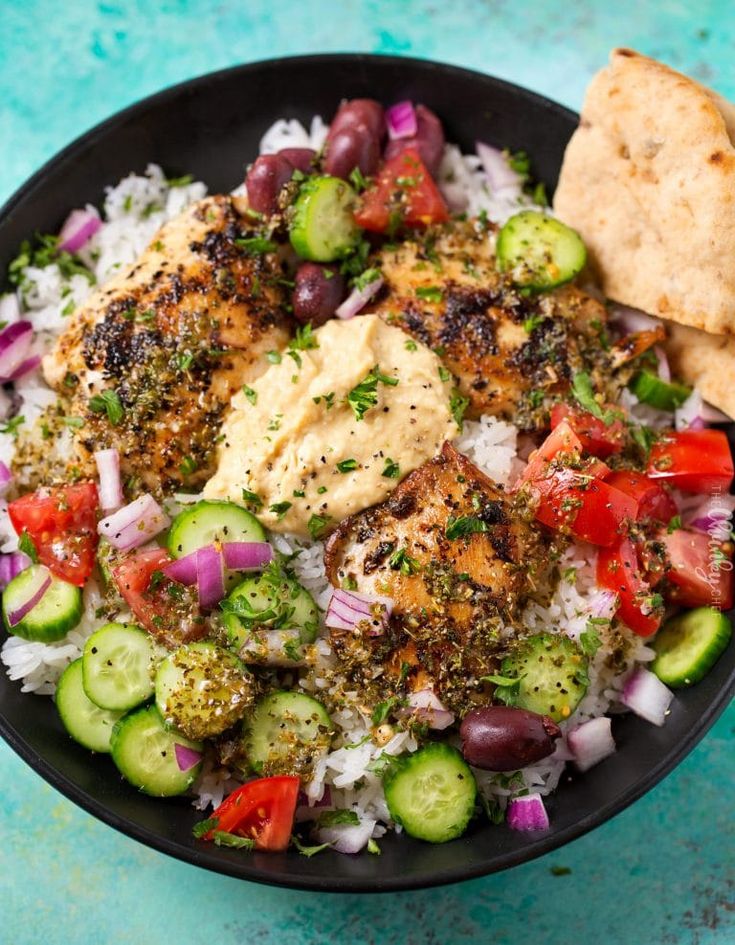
[289,176,360,262]
[652,607,732,687]
[383,743,476,843]
[498,632,588,722]
[243,690,332,776]
[155,641,255,740]
[56,659,124,753]
[496,210,586,291]
[82,622,156,711]
[629,370,692,412]
[110,705,203,797]
[167,500,265,557]
[2,564,82,642]
[222,567,319,653]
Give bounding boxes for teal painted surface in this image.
[1,1,733,942]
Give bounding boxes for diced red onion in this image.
[0,551,31,590]
[163,551,198,585]
[0,460,12,496]
[567,717,616,772]
[386,101,418,140]
[405,689,455,730]
[94,448,123,511]
[506,794,549,831]
[222,541,273,571]
[0,321,33,380]
[316,817,376,854]
[0,294,20,325]
[653,345,670,383]
[98,494,170,551]
[686,494,735,538]
[587,588,619,621]
[335,276,384,320]
[196,544,225,610]
[7,354,42,381]
[476,142,523,194]
[621,668,673,726]
[58,206,101,254]
[6,566,52,626]
[675,390,705,432]
[174,743,203,772]
[295,787,332,822]
[608,304,662,335]
[325,587,393,635]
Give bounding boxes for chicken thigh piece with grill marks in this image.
[14,195,292,494]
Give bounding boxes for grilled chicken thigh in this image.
[15,196,291,493]
[370,220,609,427]
[324,442,550,712]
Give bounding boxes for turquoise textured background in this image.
[1,2,733,942]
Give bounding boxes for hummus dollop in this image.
[203,314,459,536]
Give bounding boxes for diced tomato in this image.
[597,537,663,636]
[647,429,734,494]
[605,470,678,524]
[354,148,449,232]
[8,482,99,586]
[659,527,734,610]
[203,776,300,852]
[518,420,586,487]
[112,547,201,643]
[550,403,627,458]
[531,467,638,547]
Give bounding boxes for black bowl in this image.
[1,54,733,892]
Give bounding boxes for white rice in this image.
[0,121,659,845]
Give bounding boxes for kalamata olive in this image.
[244,153,294,215]
[329,98,386,140]
[277,147,317,173]
[459,705,561,771]
[292,263,345,325]
[384,104,446,176]
[324,126,381,180]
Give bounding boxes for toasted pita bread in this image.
[664,323,735,418]
[554,48,735,336]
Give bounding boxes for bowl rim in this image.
[0,51,733,893]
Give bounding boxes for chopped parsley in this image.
[371,696,402,726]
[353,267,382,291]
[445,515,488,540]
[415,285,443,303]
[212,831,255,850]
[269,501,292,520]
[480,673,523,688]
[337,458,358,473]
[508,149,531,176]
[9,234,95,288]
[382,457,400,479]
[291,835,333,857]
[18,530,38,563]
[88,389,124,425]
[346,366,399,421]
[313,391,335,409]
[167,173,194,187]
[62,416,84,429]
[571,372,617,425]
[348,166,370,193]
[176,352,194,372]
[266,350,282,364]
[667,514,682,533]
[191,817,218,839]
[630,424,657,458]
[286,322,319,367]
[317,809,360,828]
[523,313,544,334]
[438,365,452,383]
[388,547,420,575]
[241,488,263,509]
[179,455,197,477]
[317,485,327,494]
[579,626,603,657]
[307,513,332,540]
[0,415,25,438]
[404,339,418,352]
[528,389,545,409]
[242,385,257,405]
[235,236,277,255]
[292,489,305,498]
[341,575,358,591]
[450,390,470,430]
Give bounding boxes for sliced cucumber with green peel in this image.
[56,659,124,753]
[383,743,476,843]
[110,705,203,796]
[289,176,361,262]
[155,641,255,740]
[652,607,732,687]
[629,369,692,412]
[82,622,156,711]
[496,210,586,291]
[243,690,332,776]
[222,566,319,652]
[167,500,265,557]
[2,565,82,642]
[498,632,588,722]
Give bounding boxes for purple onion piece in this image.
[506,794,549,832]
[97,494,170,551]
[174,743,203,772]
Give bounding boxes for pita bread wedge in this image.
[554,48,735,336]
[664,323,735,418]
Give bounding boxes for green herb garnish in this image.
[388,547,420,575]
[18,530,38,563]
[242,385,257,405]
[382,457,400,479]
[346,366,399,421]
[307,513,332,540]
[337,458,358,473]
[317,809,360,828]
[235,236,277,255]
[445,515,488,540]
[415,286,443,303]
[269,501,292,520]
[88,389,124,425]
